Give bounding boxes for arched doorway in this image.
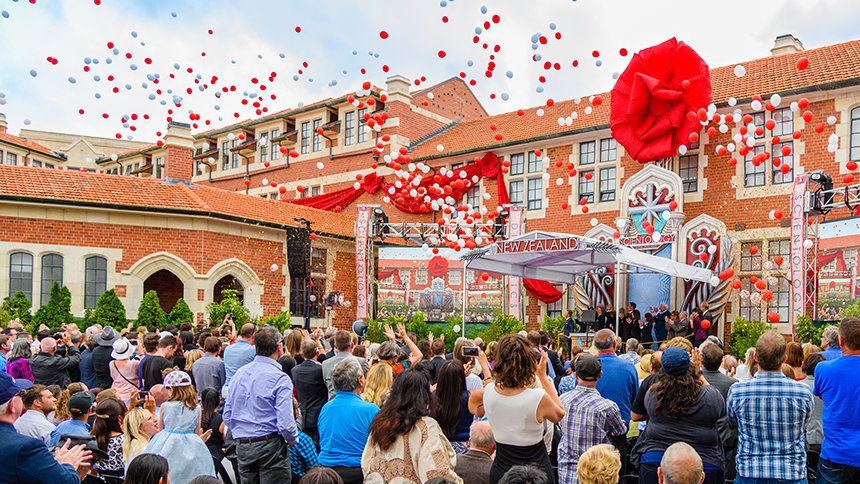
[143,269,184,312]
[214,275,244,303]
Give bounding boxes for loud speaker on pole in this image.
[287,228,310,278]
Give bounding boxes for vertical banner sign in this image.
[506,205,524,317]
[355,206,372,319]
[789,175,808,330]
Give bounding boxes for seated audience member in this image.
[318,358,379,484]
[455,421,495,484]
[558,353,626,483]
[727,331,814,483]
[577,444,621,484]
[658,442,704,484]
[362,368,463,484]
[499,465,550,484]
[13,383,56,445]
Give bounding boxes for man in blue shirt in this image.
[50,391,95,447]
[592,328,638,475]
[814,317,860,483]
[222,323,257,397]
[318,358,379,484]
[820,325,843,360]
[0,334,9,372]
[223,325,297,484]
[0,371,91,484]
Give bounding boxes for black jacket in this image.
[547,349,564,388]
[91,345,114,390]
[291,359,328,431]
[30,345,81,388]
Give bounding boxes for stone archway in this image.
[143,269,184,312]
[214,275,244,303]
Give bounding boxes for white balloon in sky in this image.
[733,65,746,77]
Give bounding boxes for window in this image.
[45,163,54,169]
[772,141,794,184]
[509,153,524,175]
[221,141,229,170]
[357,108,368,143]
[740,242,762,272]
[738,279,761,322]
[679,155,698,192]
[344,111,356,146]
[465,186,480,208]
[766,276,791,323]
[600,138,617,162]
[449,271,461,285]
[84,256,107,309]
[311,248,327,273]
[750,112,765,139]
[9,252,33,301]
[40,254,63,305]
[270,129,280,160]
[509,180,524,204]
[452,163,463,171]
[125,164,133,176]
[768,239,791,261]
[846,249,858,270]
[851,106,860,161]
[579,141,596,165]
[0,150,3,164]
[744,145,766,187]
[300,186,321,198]
[547,286,564,318]
[579,170,595,203]
[259,131,268,163]
[231,139,239,169]
[599,167,616,202]
[527,151,542,173]
[154,157,163,178]
[32,160,42,168]
[6,152,17,165]
[300,121,310,154]
[312,119,322,152]
[527,178,543,210]
[290,277,326,318]
[415,269,427,285]
[771,108,793,137]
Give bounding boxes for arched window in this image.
[84,256,107,308]
[851,106,860,161]
[40,254,64,305]
[9,252,33,302]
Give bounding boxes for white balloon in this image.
[710,276,720,287]
[437,144,444,151]
[678,145,688,155]
[262,178,269,185]
[652,232,662,242]
[270,264,279,272]
[827,144,838,153]
[227,133,236,140]
[828,134,839,144]
[110,153,118,161]
[827,115,837,125]
[316,162,325,169]
[584,106,593,115]
[790,101,799,112]
[483,192,491,200]
[590,218,598,226]
[733,65,746,77]
[354,182,361,189]
[556,178,564,186]
[728,97,737,106]
[719,124,729,134]
[536,108,545,117]
[453,324,461,333]
[662,211,671,221]
[707,245,717,254]
[803,239,814,249]
[751,100,762,111]
[770,94,781,107]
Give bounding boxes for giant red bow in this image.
[427,255,449,278]
[610,38,711,163]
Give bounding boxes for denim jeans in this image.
[733,475,806,484]
[817,458,860,484]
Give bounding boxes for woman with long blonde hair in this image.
[122,406,160,467]
[363,361,394,407]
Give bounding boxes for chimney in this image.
[0,113,7,134]
[771,34,804,56]
[385,75,413,104]
[161,121,195,185]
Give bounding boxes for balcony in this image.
[321,120,341,137]
[230,138,257,158]
[193,146,219,161]
[273,130,298,148]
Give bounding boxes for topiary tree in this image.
[484,310,525,342]
[3,291,33,332]
[727,318,773,358]
[169,298,195,326]
[93,289,127,330]
[207,289,251,327]
[795,315,824,344]
[405,312,429,341]
[541,313,567,347]
[33,282,75,328]
[259,311,292,333]
[137,290,165,329]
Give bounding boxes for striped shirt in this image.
[558,385,627,484]
[726,371,814,480]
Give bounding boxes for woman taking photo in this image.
[431,360,476,454]
[469,334,565,484]
[362,368,462,484]
[631,347,725,483]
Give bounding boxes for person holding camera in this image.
[31,336,81,388]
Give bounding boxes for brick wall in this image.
[164,146,193,181]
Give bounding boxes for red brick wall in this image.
[164,146,193,181]
[411,78,488,122]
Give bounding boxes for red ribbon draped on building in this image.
[523,278,563,304]
[286,172,383,212]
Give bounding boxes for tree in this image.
[137,290,165,329]
[259,311,292,332]
[207,289,251,327]
[169,298,195,326]
[33,282,75,328]
[2,291,33,330]
[541,313,567,347]
[727,318,773,358]
[484,310,525,342]
[93,289,127,330]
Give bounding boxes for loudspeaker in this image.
[352,319,368,337]
[581,310,597,326]
[287,228,311,278]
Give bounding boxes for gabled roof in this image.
[409,38,860,160]
[0,131,65,160]
[0,165,354,238]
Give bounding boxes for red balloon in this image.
[755,279,767,290]
[701,320,711,329]
[768,311,781,323]
[732,280,742,289]
[774,255,784,266]
[796,57,809,70]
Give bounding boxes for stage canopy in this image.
[463,231,716,285]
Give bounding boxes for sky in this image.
[1,0,859,143]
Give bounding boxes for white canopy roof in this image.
[463,231,715,284]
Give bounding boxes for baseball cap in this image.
[661,347,691,376]
[163,370,193,388]
[0,371,33,405]
[574,353,602,381]
[68,391,96,415]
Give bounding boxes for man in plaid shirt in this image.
[558,353,627,484]
[727,330,814,484]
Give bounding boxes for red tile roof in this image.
[409,39,860,159]
[0,165,354,238]
[0,131,64,160]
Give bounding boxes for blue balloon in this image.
[94,75,101,81]
[160,100,167,105]
[505,70,513,79]
[331,80,338,86]
[148,94,156,100]
[95,93,102,99]
[595,60,602,67]
[480,5,487,13]
[84,57,92,64]
[536,86,544,93]
[68,77,76,84]
[125,83,132,90]
[467,60,474,67]
[214,105,220,110]
[1,11,9,18]
[29,69,37,77]
[530,33,540,43]
[141,82,147,88]
[440,0,447,6]
[342,69,347,74]
[352,50,358,55]
[146,74,155,81]
[531,43,538,50]
[279,53,286,58]
[105,58,112,64]
[170,11,177,17]
[131,31,138,38]
[173,63,180,70]
[501,93,509,101]
[293,75,299,81]
[130,64,138,70]
[534,54,542,61]
[92,58,99,64]
[475,27,482,35]
[249,93,257,98]
[167,89,173,94]
[373,53,379,58]
[112,47,119,55]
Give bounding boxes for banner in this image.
[507,205,524,317]
[355,206,373,319]
[789,175,808,329]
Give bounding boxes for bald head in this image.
[150,384,170,405]
[239,323,256,339]
[594,329,616,351]
[755,330,787,371]
[40,337,57,354]
[469,420,495,453]
[659,442,704,484]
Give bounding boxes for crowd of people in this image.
[0,310,858,484]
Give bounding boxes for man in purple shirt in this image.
[223,326,298,484]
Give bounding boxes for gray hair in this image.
[594,329,616,351]
[469,421,495,450]
[626,338,639,353]
[85,325,102,338]
[331,358,363,392]
[9,338,32,360]
[823,325,840,348]
[377,341,401,361]
[40,337,57,353]
[325,327,337,338]
[300,339,318,360]
[69,330,83,344]
[660,442,703,484]
[367,343,380,360]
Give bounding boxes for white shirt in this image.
[14,409,55,446]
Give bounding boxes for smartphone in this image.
[137,391,149,404]
[461,346,479,357]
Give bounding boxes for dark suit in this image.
[654,310,671,343]
[546,349,564,388]
[430,355,447,382]
[291,359,328,444]
[0,421,82,484]
[91,345,114,389]
[455,448,493,484]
